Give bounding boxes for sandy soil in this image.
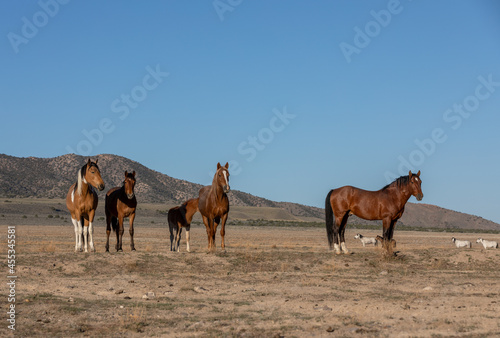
[1,224,499,337]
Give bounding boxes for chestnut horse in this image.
[65,159,105,253]
[105,171,137,252]
[168,198,199,252]
[198,162,230,251]
[325,171,423,254]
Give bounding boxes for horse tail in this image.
[111,217,118,233]
[325,189,334,249]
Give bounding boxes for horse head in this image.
[83,159,105,191]
[215,162,230,193]
[408,170,423,201]
[124,170,136,199]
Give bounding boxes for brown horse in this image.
[105,171,137,252]
[168,198,199,252]
[325,171,423,254]
[65,159,105,253]
[198,162,230,251]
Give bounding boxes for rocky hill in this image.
[0,153,498,230]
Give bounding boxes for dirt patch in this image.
[1,225,499,337]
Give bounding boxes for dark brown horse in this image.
[105,171,137,252]
[325,171,423,254]
[66,159,105,252]
[168,198,199,252]
[198,162,230,251]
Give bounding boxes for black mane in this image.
[382,175,411,190]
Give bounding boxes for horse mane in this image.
[382,175,411,190]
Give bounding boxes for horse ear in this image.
[217,162,221,169]
[132,170,136,177]
[417,170,421,177]
[95,159,98,165]
[225,162,229,169]
[87,159,91,166]
[125,171,128,178]
[408,171,413,179]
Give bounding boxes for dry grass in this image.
[4,224,500,337]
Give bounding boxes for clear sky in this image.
[1,1,499,223]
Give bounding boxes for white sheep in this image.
[451,237,471,248]
[354,233,378,247]
[476,238,498,249]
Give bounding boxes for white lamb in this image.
[451,237,471,248]
[354,233,378,247]
[476,238,498,249]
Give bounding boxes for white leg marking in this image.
[333,243,341,255]
[72,218,79,252]
[341,242,349,254]
[77,220,83,252]
[186,230,191,253]
[88,222,95,252]
[83,226,88,253]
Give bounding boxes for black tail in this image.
[325,190,334,249]
[111,217,118,233]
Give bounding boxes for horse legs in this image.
[333,216,342,254]
[220,213,228,251]
[185,225,191,252]
[129,213,136,251]
[72,217,82,252]
[82,218,89,253]
[202,215,214,250]
[116,216,124,252]
[169,223,175,252]
[175,227,182,252]
[88,210,96,252]
[105,214,111,252]
[382,218,394,251]
[339,212,350,254]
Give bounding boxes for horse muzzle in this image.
[97,184,105,191]
[223,185,230,193]
[416,193,423,201]
[127,193,135,200]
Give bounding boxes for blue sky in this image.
[1,1,500,223]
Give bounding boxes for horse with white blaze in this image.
[451,237,471,248]
[354,233,378,247]
[476,238,498,249]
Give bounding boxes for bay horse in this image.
[65,159,105,253]
[325,171,423,254]
[198,162,230,251]
[105,171,137,252]
[168,198,199,252]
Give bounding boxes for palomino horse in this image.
[198,162,230,251]
[325,171,423,254]
[65,159,105,252]
[105,171,137,252]
[168,198,199,252]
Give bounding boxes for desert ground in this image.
[1,220,499,337]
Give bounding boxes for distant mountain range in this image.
[0,153,498,231]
